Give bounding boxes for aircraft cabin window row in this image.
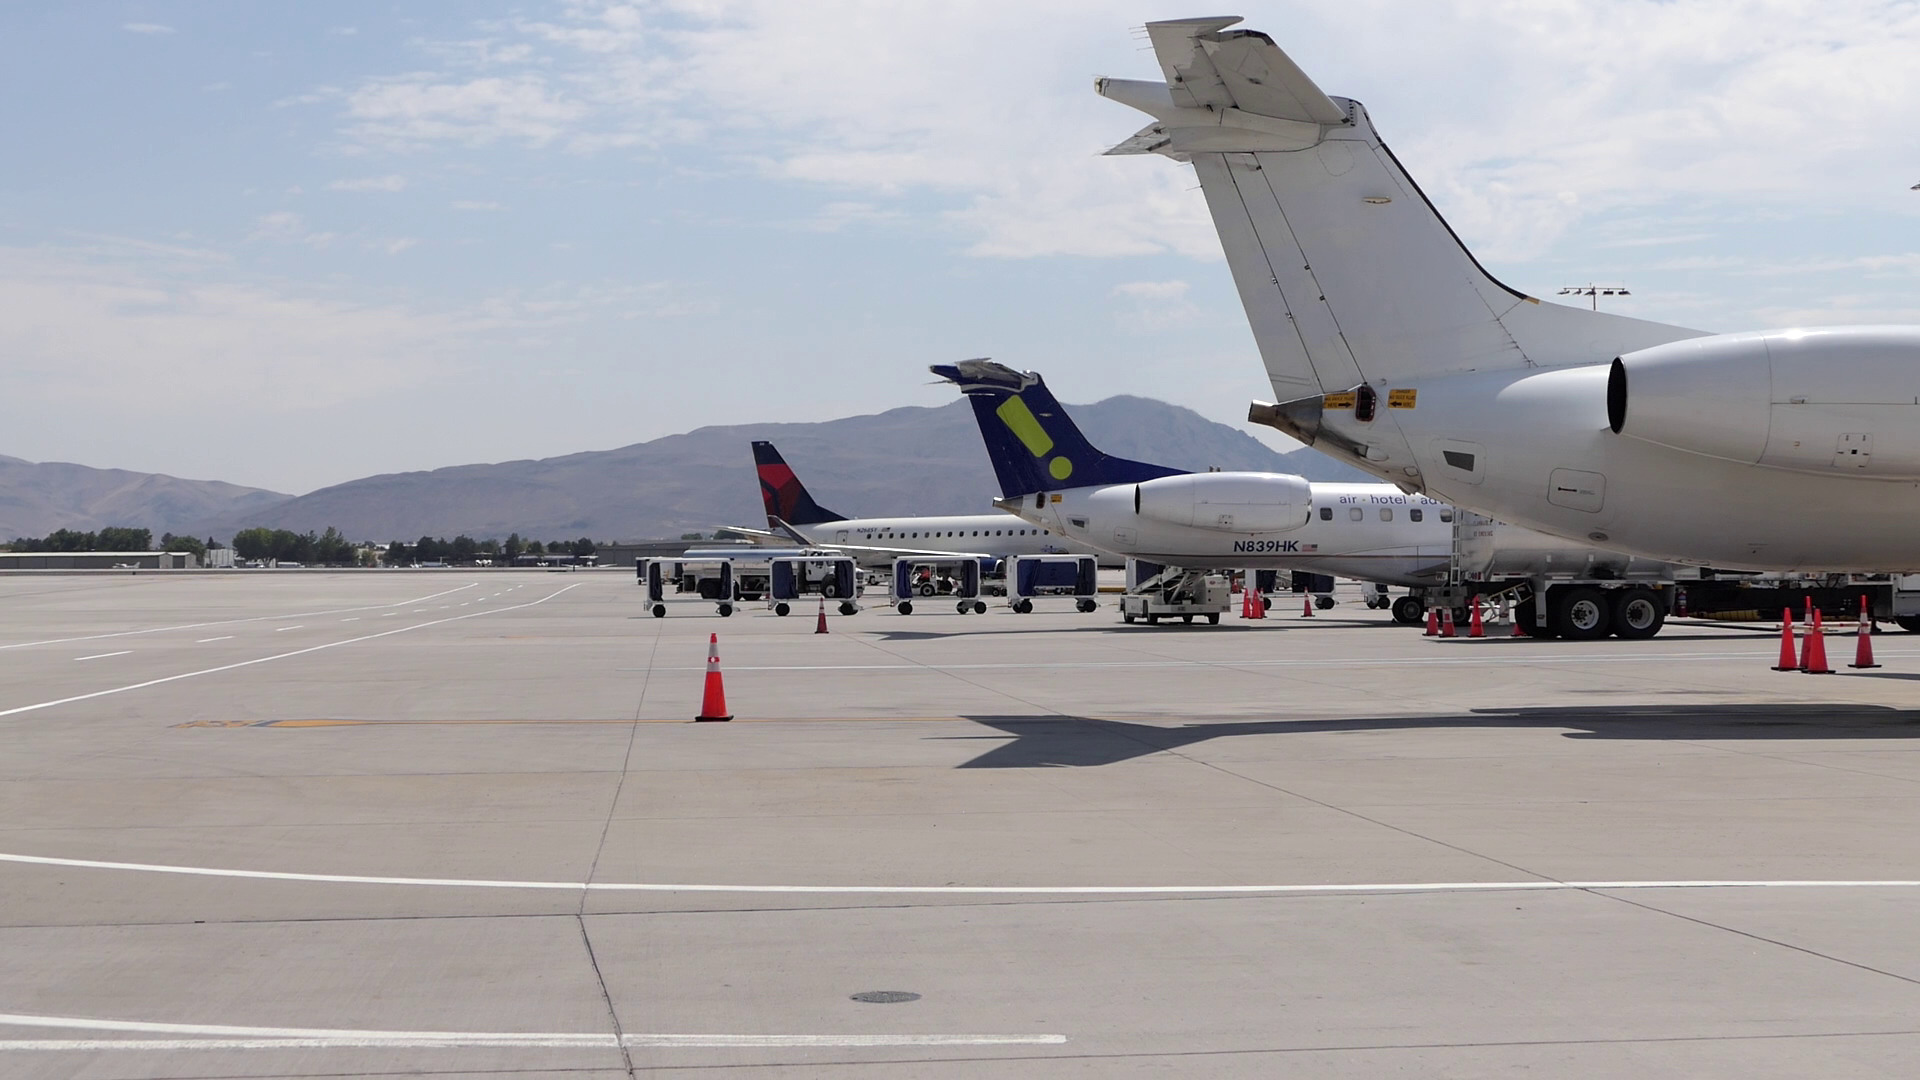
[878,529,1050,538]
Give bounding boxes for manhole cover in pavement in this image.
[850,991,921,1004]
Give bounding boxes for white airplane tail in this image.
[1099,17,1704,403]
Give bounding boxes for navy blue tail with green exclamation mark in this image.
[932,360,1182,498]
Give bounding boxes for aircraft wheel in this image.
[1207,613,1221,625]
[1391,595,1425,626]
[774,602,790,617]
[973,601,987,614]
[651,604,666,619]
[1610,587,1665,639]
[1552,587,1609,641]
[897,601,913,615]
[718,604,733,618]
[839,602,857,616]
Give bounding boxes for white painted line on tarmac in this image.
[341,617,358,622]
[382,613,397,617]
[0,1012,1065,1051]
[2,852,1915,896]
[72,652,131,662]
[0,584,482,652]
[194,636,233,643]
[644,648,1920,674]
[274,626,303,632]
[0,584,582,720]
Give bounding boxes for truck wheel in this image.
[1182,614,1194,624]
[1123,612,1136,624]
[973,601,987,614]
[822,583,839,599]
[1552,587,1608,641]
[1391,596,1424,626]
[1206,613,1220,625]
[1610,587,1665,639]
[651,604,667,619]
[917,583,935,596]
[839,602,857,616]
[774,602,790,617]
[1898,616,1920,634]
[1146,613,1159,625]
[897,601,913,615]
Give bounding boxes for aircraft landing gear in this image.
[1391,595,1425,626]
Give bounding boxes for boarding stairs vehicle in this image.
[1120,559,1232,625]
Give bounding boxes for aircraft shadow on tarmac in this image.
[950,704,1920,768]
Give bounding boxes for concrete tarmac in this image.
[5,570,1920,1077]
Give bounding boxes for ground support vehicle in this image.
[1405,513,1920,639]
[889,557,988,615]
[768,556,861,616]
[1120,560,1233,625]
[640,558,738,618]
[1005,555,1100,614]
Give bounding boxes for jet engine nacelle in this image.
[1609,327,1920,478]
[1132,472,1311,533]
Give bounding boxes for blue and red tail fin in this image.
[932,359,1184,498]
[751,441,846,527]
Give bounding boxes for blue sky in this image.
[3,1,1916,494]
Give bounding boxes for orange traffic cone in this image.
[1440,607,1456,638]
[1850,594,1881,669]
[1302,593,1315,618]
[1250,591,1265,620]
[815,596,829,634]
[1771,608,1799,671]
[1424,608,1439,636]
[1468,602,1485,638]
[1803,610,1833,674]
[695,633,732,721]
[1511,609,1528,638]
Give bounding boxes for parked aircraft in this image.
[748,441,1103,568]
[1099,17,1920,573]
[932,359,1455,603]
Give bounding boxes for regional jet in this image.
[1100,18,1920,573]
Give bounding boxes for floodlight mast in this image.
[1556,284,1631,311]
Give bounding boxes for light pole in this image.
[1558,284,1630,311]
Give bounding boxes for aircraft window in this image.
[1410,508,1423,522]
[1440,511,1454,522]
[1349,507,1364,521]
[1379,508,1393,521]
[1319,507,1332,522]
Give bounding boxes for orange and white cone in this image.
[815,596,829,634]
[1849,594,1881,669]
[1468,602,1485,638]
[1424,608,1439,636]
[695,633,732,721]
[1803,609,1833,674]
[1440,606,1456,638]
[1771,608,1799,671]
[1301,593,1314,618]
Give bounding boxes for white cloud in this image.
[1111,279,1201,331]
[342,74,587,147]
[249,211,336,249]
[121,22,175,35]
[450,200,506,211]
[328,174,408,193]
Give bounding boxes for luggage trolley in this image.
[1003,554,1099,614]
[768,555,861,616]
[890,557,987,615]
[640,557,737,618]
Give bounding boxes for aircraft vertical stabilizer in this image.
[930,359,1183,498]
[751,441,847,527]
[1097,18,1705,403]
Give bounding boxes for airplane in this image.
[933,358,1458,616]
[749,440,1107,572]
[1098,18,1920,575]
